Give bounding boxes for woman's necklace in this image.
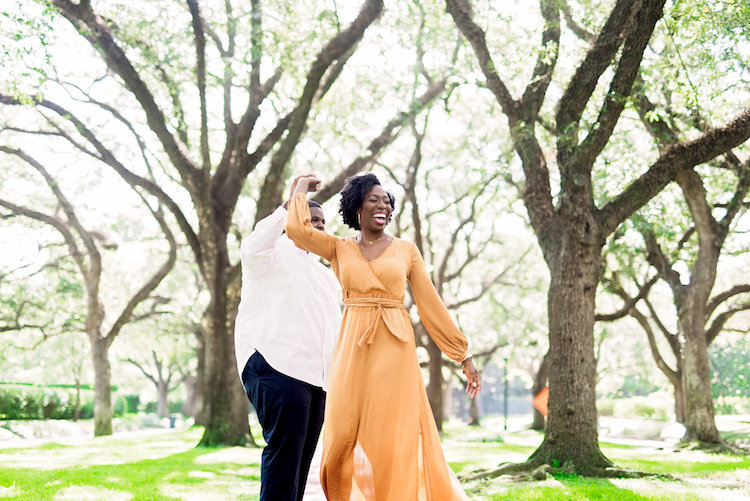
[360,233,386,245]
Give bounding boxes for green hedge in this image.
[0,384,94,420]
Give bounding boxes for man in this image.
[234,178,341,501]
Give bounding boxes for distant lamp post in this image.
[504,356,509,431]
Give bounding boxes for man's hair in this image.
[308,200,322,209]
[338,173,396,230]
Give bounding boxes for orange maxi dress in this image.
[286,193,471,501]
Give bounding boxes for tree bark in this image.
[673,373,686,424]
[679,291,721,442]
[424,329,445,431]
[74,378,81,422]
[468,392,481,426]
[447,0,750,474]
[91,340,113,436]
[199,236,251,446]
[528,222,611,470]
[157,381,168,418]
[182,374,196,418]
[42,0,386,446]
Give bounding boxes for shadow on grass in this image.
[0,447,260,501]
[466,474,672,501]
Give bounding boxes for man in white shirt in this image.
[235,189,341,501]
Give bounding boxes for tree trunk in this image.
[193,331,207,425]
[425,335,444,431]
[157,381,168,418]
[673,377,686,424]
[529,226,612,472]
[468,393,481,426]
[531,350,550,430]
[91,340,113,437]
[198,315,249,446]
[198,240,250,446]
[442,379,453,423]
[73,378,81,422]
[680,309,721,442]
[182,374,196,418]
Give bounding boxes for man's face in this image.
[310,206,326,232]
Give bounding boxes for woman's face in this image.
[358,185,392,231]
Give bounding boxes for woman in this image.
[286,173,481,501]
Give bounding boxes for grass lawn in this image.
[0,417,748,500]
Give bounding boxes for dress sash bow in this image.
[344,297,409,346]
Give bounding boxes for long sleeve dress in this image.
[286,193,471,501]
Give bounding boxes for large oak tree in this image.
[446,0,750,474]
[2,0,453,445]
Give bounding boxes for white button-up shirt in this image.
[234,205,341,390]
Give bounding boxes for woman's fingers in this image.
[463,366,481,398]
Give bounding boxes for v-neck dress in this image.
[286,193,470,501]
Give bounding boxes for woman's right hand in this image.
[293,174,322,195]
[284,174,321,209]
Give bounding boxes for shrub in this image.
[113,395,128,417]
[124,394,141,414]
[0,384,136,420]
[0,385,75,419]
[78,395,94,420]
[167,399,184,415]
[0,386,24,419]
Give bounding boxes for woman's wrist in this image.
[460,353,473,366]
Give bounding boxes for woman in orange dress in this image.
[286,173,481,501]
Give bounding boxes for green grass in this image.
[442,420,750,500]
[0,427,261,500]
[0,421,748,500]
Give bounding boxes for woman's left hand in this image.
[462,358,481,399]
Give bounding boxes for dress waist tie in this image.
[343,298,409,346]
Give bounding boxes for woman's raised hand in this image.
[293,174,322,195]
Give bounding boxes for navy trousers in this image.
[242,351,326,501]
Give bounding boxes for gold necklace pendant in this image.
[361,233,385,245]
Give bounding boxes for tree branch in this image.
[520,0,560,120]
[598,108,750,236]
[575,0,667,168]
[186,0,211,171]
[555,0,637,154]
[630,303,679,384]
[104,200,177,347]
[0,93,204,274]
[49,0,201,191]
[599,272,678,383]
[445,0,520,120]
[595,274,658,322]
[255,0,384,219]
[0,147,94,280]
[560,0,595,42]
[707,284,750,319]
[313,77,447,203]
[706,301,750,345]
[643,230,684,301]
[125,357,158,385]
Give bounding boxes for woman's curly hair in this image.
[339,173,396,230]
